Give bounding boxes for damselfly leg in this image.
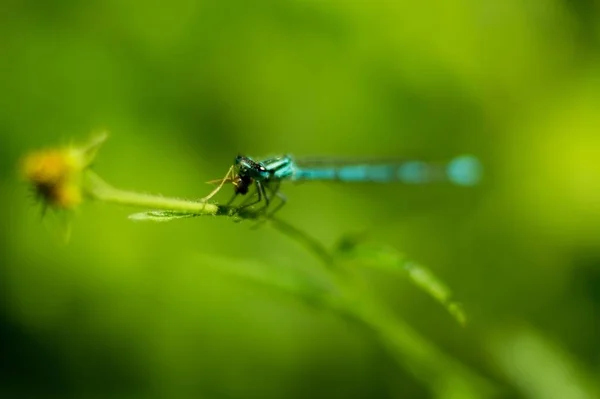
[228,179,287,219]
[228,181,262,209]
[247,181,287,228]
[263,180,287,218]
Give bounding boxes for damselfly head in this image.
[234,155,267,178]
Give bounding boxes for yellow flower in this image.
[20,133,107,210]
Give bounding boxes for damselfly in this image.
[204,154,482,216]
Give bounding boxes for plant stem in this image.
[83,171,224,215]
[270,217,335,267]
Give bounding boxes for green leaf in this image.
[128,210,199,222]
[336,238,467,326]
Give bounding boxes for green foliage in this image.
[3,0,600,398]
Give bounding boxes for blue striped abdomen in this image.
[292,155,481,186]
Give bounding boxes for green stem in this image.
[83,171,224,215]
[270,217,335,267]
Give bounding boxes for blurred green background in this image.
[2,1,600,398]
